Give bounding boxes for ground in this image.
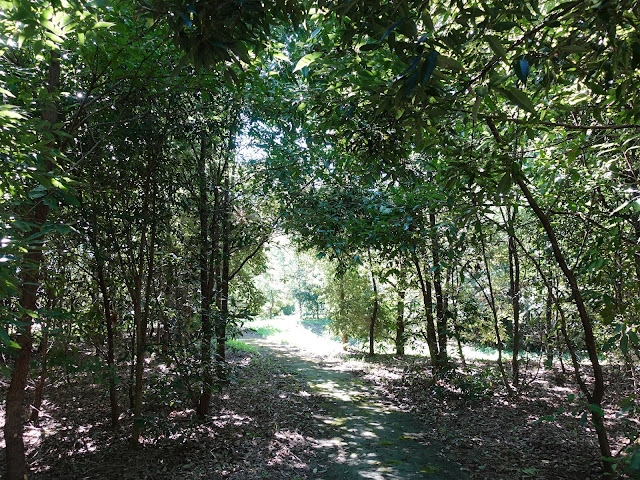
[1,314,637,479]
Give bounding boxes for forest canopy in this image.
[2,0,640,478]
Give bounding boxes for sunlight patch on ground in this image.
[245,314,345,358]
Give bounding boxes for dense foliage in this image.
[2,0,640,478]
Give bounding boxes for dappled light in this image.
[4,1,640,479]
[242,320,468,479]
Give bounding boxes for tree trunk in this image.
[430,213,448,367]
[412,255,439,371]
[131,159,157,445]
[395,290,406,356]
[215,173,231,382]
[507,207,521,385]
[368,274,378,357]
[5,50,60,480]
[29,324,49,423]
[88,223,119,428]
[515,175,612,470]
[196,132,214,418]
[545,287,554,367]
[476,222,514,398]
[162,258,174,355]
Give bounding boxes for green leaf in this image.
[293,52,323,72]
[0,327,11,346]
[381,18,406,41]
[628,452,640,471]
[421,50,438,85]
[93,21,115,29]
[610,198,636,216]
[0,87,15,98]
[498,86,536,113]
[496,172,512,195]
[230,41,251,64]
[472,95,481,121]
[588,403,605,417]
[621,334,629,354]
[28,185,48,199]
[437,55,463,71]
[0,105,24,119]
[486,35,508,61]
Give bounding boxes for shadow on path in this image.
[241,334,468,480]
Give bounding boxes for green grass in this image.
[252,326,281,337]
[227,339,259,353]
[300,316,331,335]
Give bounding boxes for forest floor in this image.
[1,315,637,479]
[241,316,622,480]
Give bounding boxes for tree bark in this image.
[475,221,514,398]
[215,172,231,382]
[430,213,448,367]
[29,326,49,423]
[365,251,379,357]
[88,222,119,428]
[131,158,157,445]
[545,286,554,367]
[5,50,60,480]
[515,175,612,469]
[395,290,406,356]
[368,268,378,357]
[507,207,521,385]
[196,132,214,418]
[413,255,439,371]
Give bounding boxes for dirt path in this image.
[241,332,468,480]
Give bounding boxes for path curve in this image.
[241,332,468,480]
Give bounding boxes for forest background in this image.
[2,0,640,478]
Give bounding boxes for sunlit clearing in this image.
[246,313,345,358]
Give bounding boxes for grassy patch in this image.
[227,339,259,353]
[300,316,331,335]
[252,326,281,337]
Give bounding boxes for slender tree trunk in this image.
[507,207,521,385]
[215,173,231,382]
[88,223,119,428]
[128,316,135,409]
[454,320,467,369]
[396,290,406,356]
[131,160,157,445]
[162,258,174,355]
[368,261,379,356]
[29,322,49,423]
[130,219,147,444]
[515,176,612,470]
[5,51,60,480]
[430,213,448,367]
[196,132,214,418]
[476,224,514,398]
[30,282,55,423]
[449,267,467,369]
[545,287,554,367]
[413,255,439,370]
[339,279,348,349]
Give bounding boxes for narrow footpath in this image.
[241,326,468,480]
